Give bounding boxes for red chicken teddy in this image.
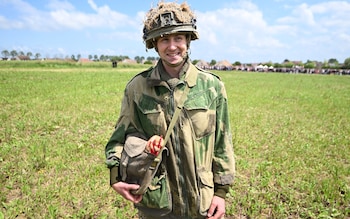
[145,135,164,156]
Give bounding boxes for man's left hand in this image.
[206,195,225,219]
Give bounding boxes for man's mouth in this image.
[167,52,180,58]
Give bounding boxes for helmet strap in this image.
[186,34,191,49]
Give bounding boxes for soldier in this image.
[105,2,235,219]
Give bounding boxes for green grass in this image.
[0,61,349,218]
[224,72,350,218]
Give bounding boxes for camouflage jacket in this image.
[105,59,235,218]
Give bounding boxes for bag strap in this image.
[153,83,190,163]
[133,83,190,195]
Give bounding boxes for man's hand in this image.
[111,182,143,203]
[206,196,225,219]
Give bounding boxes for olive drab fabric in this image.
[120,134,156,185]
[105,59,235,218]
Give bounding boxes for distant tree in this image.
[322,59,329,69]
[135,56,142,63]
[110,56,117,62]
[100,54,105,61]
[77,54,81,61]
[19,51,24,56]
[1,50,9,58]
[94,55,98,61]
[110,56,122,62]
[26,52,33,59]
[233,61,241,66]
[265,61,273,67]
[328,58,338,64]
[328,58,339,68]
[192,59,199,65]
[283,61,294,68]
[304,60,315,69]
[35,53,41,60]
[343,57,350,69]
[273,63,282,68]
[147,56,158,61]
[71,54,76,61]
[88,54,92,60]
[210,59,216,66]
[10,50,18,58]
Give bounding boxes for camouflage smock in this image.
[105,59,235,218]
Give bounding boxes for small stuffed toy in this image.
[145,135,163,156]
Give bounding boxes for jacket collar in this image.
[147,59,198,88]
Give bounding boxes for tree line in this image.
[244,58,350,70]
[1,49,160,64]
[2,49,350,69]
[1,50,41,60]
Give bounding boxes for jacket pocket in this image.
[184,97,216,139]
[198,170,214,215]
[135,168,172,217]
[135,95,166,135]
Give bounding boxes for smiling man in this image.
[156,34,188,74]
[105,2,235,219]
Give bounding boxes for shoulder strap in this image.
[152,83,190,164]
[162,83,190,146]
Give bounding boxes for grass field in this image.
[0,61,349,218]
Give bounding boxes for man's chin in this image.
[163,58,184,67]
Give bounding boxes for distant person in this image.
[105,1,235,219]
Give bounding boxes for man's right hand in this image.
[111,182,143,203]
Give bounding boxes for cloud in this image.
[278,1,350,28]
[312,1,350,33]
[0,0,137,31]
[46,0,75,11]
[191,0,350,62]
[276,1,350,49]
[0,0,41,29]
[194,1,290,62]
[0,15,22,29]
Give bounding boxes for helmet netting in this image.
[144,1,195,32]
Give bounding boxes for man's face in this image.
[156,34,188,67]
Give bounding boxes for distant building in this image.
[78,58,92,63]
[16,55,30,61]
[195,60,210,69]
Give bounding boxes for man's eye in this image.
[175,36,184,41]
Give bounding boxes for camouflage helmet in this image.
[143,1,199,49]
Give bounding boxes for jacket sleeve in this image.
[212,80,235,186]
[105,86,139,185]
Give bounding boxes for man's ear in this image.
[153,40,158,52]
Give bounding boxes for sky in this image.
[1,0,350,63]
